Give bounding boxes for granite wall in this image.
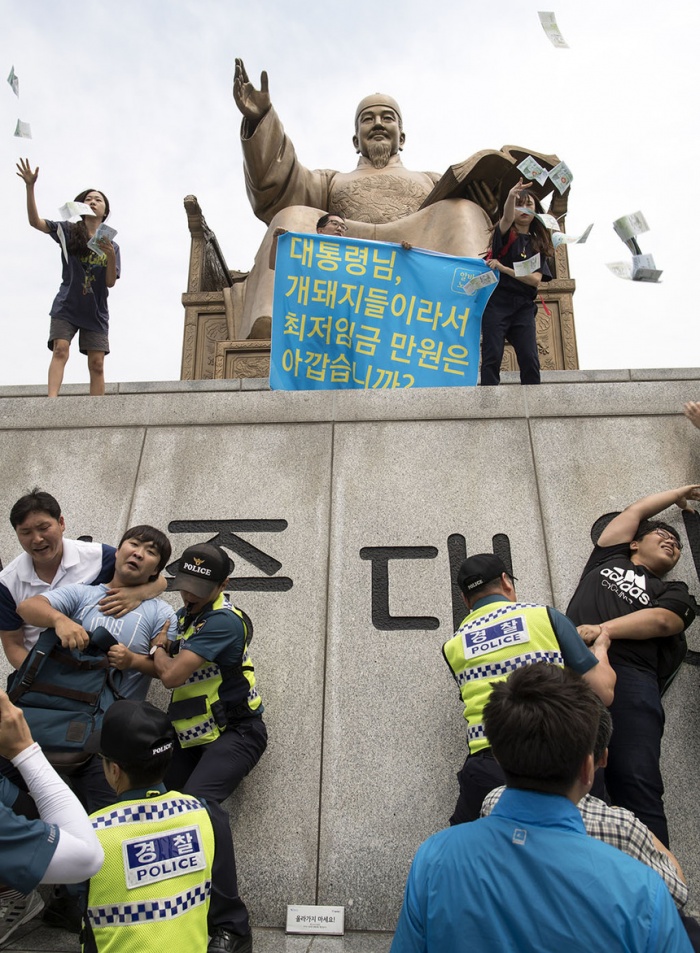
[0,369,699,933]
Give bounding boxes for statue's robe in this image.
[241,107,441,225]
[237,107,560,340]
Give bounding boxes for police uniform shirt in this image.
[82,782,213,953]
[0,800,59,894]
[176,606,263,713]
[453,596,598,673]
[566,543,696,674]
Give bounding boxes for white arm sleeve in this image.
[12,744,104,882]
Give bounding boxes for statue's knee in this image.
[437,198,489,227]
[419,199,490,254]
[249,316,271,339]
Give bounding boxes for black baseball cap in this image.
[99,700,175,763]
[172,543,234,598]
[457,554,514,595]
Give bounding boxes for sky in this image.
[1,0,698,388]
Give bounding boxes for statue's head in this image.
[353,94,405,169]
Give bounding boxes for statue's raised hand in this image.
[233,58,270,125]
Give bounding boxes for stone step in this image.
[4,922,393,952]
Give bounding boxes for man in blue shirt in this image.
[391,663,691,953]
[11,526,176,934]
[0,520,176,927]
[17,525,177,704]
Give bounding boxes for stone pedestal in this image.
[1,371,699,936]
[180,196,579,382]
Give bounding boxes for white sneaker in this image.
[0,889,45,948]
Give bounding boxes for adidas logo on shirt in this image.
[600,566,651,605]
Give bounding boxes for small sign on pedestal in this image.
[286,904,345,936]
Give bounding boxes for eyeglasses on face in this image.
[651,528,682,551]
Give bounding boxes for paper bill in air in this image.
[538,12,569,48]
[7,66,19,97]
[464,269,498,295]
[551,224,593,248]
[548,160,573,194]
[58,201,95,222]
[606,261,633,279]
[632,254,662,282]
[517,156,549,186]
[613,212,650,243]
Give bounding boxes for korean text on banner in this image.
[270,233,498,390]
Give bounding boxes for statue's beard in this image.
[366,140,392,169]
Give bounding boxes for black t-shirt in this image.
[490,227,553,300]
[566,543,696,675]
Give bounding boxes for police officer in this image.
[150,543,265,953]
[86,699,252,953]
[150,543,267,805]
[442,553,616,824]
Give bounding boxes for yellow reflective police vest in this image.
[169,594,262,748]
[442,600,564,755]
[84,791,214,953]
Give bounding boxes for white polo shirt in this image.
[0,538,115,650]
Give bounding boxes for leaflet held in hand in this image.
[513,253,541,277]
[87,224,118,255]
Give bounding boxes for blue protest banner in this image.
[270,233,498,390]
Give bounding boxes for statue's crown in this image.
[354,94,402,126]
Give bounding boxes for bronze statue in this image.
[233,58,564,340]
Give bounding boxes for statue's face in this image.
[353,106,405,160]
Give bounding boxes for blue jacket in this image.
[391,787,691,953]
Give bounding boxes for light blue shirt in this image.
[391,788,691,953]
[45,584,177,700]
